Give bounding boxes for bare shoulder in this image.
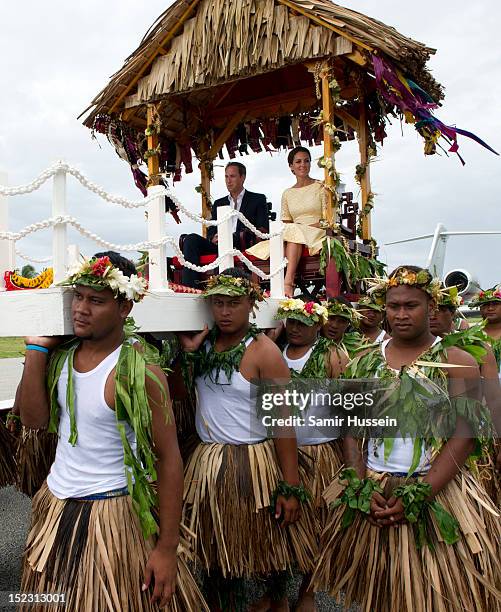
[445,345,480,378]
[446,345,478,366]
[250,333,289,378]
[252,333,284,358]
[145,363,169,390]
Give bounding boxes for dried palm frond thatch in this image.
[81,0,442,127]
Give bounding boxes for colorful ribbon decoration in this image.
[372,55,499,163]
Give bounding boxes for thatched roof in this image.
[81,0,442,128]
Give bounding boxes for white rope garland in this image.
[15,250,52,264]
[0,215,285,279]
[0,161,282,238]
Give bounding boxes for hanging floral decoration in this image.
[371,55,498,163]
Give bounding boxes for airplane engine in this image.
[443,269,480,298]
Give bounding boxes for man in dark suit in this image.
[181,162,269,287]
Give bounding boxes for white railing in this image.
[0,161,286,295]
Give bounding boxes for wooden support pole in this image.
[333,107,359,132]
[146,106,160,187]
[358,97,372,240]
[199,140,211,239]
[321,71,337,227]
[208,110,246,158]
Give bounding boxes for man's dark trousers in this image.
[181,191,268,287]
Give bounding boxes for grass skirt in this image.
[0,417,17,488]
[21,482,208,611]
[15,426,58,497]
[475,439,501,508]
[313,469,501,612]
[183,439,318,578]
[300,440,343,530]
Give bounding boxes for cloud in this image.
[1,0,500,285]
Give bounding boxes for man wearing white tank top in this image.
[313,266,501,611]
[179,269,316,612]
[274,297,345,611]
[16,252,207,612]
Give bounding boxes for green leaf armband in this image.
[333,468,384,528]
[270,481,311,510]
[393,481,460,548]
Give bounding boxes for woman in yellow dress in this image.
[247,146,326,296]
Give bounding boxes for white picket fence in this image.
[0,161,286,295]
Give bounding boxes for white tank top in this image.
[283,343,338,445]
[195,337,267,444]
[367,338,440,475]
[47,344,136,499]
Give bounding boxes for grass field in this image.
[0,338,25,359]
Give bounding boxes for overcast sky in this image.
[1,0,500,286]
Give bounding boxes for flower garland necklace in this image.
[191,324,260,384]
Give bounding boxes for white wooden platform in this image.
[0,287,281,336]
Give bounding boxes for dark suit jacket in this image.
[207,190,269,248]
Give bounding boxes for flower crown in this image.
[356,295,385,312]
[367,267,443,304]
[204,274,264,302]
[275,298,328,326]
[438,286,463,309]
[321,299,362,326]
[59,256,148,302]
[469,285,501,308]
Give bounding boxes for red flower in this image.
[91,256,111,277]
[304,301,315,314]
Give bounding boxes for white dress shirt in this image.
[228,189,245,233]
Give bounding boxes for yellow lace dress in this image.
[247,181,326,260]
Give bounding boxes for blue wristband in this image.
[25,344,50,355]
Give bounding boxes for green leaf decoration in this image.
[333,468,383,528]
[292,336,332,380]
[269,481,312,513]
[429,501,460,545]
[344,338,489,469]
[191,324,260,384]
[393,481,459,548]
